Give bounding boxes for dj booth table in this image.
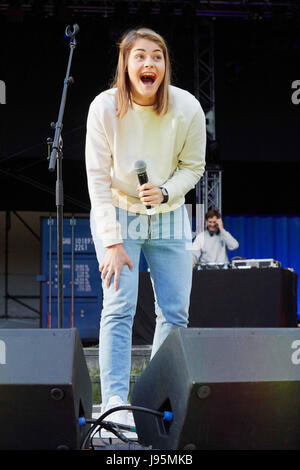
[133,268,298,345]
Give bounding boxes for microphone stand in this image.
[47,24,79,329]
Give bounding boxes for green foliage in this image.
[88,362,148,404]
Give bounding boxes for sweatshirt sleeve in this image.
[220,229,239,251]
[192,232,204,265]
[85,100,123,248]
[163,105,206,204]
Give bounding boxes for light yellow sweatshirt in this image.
[85,85,206,247]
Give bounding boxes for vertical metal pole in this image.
[194,21,202,235]
[205,172,209,214]
[219,171,223,213]
[47,217,53,328]
[4,211,10,319]
[209,21,216,141]
[56,150,64,328]
[70,216,76,328]
[193,19,200,102]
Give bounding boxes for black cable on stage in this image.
[90,420,131,450]
[79,405,173,450]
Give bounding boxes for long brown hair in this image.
[111,28,171,119]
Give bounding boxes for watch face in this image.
[161,187,168,202]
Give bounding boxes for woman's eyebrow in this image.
[133,48,162,53]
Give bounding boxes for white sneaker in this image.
[98,395,126,439]
[127,410,135,428]
[103,395,128,427]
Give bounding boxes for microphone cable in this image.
[79,405,173,450]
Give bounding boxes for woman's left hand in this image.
[137,183,164,205]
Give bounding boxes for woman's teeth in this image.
[140,73,156,84]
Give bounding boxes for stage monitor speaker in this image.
[131,327,300,450]
[0,328,93,450]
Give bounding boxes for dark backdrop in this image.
[0,5,299,215]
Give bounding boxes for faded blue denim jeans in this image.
[90,204,193,406]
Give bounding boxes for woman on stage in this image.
[85,27,206,423]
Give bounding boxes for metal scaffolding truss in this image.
[193,20,222,229]
[195,165,223,234]
[0,1,299,17]
[192,1,300,18]
[199,167,223,214]
[193,20,216,141]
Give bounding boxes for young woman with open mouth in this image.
[85,28,206,426]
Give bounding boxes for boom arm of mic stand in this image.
[48,24,78,172]
[48,78,74,172]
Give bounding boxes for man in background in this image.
[192,209,239,265]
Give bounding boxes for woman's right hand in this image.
[99,243,133,291]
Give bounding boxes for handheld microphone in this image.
[134,160,151,210]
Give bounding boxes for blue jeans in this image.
[90,205,193,406]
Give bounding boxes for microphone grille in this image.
[134,160,147,173]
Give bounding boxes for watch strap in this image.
[160,186,169,204]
